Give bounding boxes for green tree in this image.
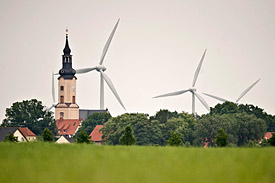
[194,113,266,146]
[166,131,183,146]
[4,132,18,142]
[260,138,270,147]
[150,109,178,124]
[210,101,239,115]
[194,114,238,146]
[268,133,275,146]
[102,113,151,145]
[76,130,91,143]
[119,125,136,145]
[235,113,266,146]
[42,128,54,142]
[239,104,275,132]
[1,99,56,135]
[215,129,228,147]
[76,112,111,136]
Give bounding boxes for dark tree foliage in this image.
[119,125,136,145]
[42,128,54,142]
[102,113,153,145]
[1,99,56,135]
[195,113,266,146]
[260,138,270,147]
[268,133,275,146]
[76,130,91,144]
[238,104,275,132]
[150,109,178,123]
[4,132,18,142]
[166,131,183,146]
[76,112,111,137]
[215,129,228,147]
[210,102,239,115]
[102,111,195,146]
[235,113,266,146]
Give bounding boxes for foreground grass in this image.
[0,143,274,183]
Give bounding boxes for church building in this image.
[55,30,81,137]
[55,30,107,137]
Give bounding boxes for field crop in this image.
[0,143,274,183]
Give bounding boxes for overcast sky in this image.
[0,0,274,122]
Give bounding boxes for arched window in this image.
[60,96,64,103]
[60,86,64,91]
[72,96,75,104]
[60,112,64,119]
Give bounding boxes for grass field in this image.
[0,143,274,183]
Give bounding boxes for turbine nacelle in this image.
[189,87,197,92]
[96,65,106,72]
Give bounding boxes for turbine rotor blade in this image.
[75,67,97,74]
[192,49,207,87]
[202,93,228,102]
[99,19,120,65]
[235,78,261,103]
[194,91,210,111]
[52,72,56,103]
[153,89,190,98]
[100,70,126,110]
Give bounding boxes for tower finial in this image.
[66,27,68,36]
[63,27,71,55]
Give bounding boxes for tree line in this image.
[1,99,275,146]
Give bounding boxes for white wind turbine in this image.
[153,49,210,115]
[75,19,125,110]
[46,72,57,111]
[203,78,261,104]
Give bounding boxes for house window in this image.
[60,112,64,119]
[21,137,24,141]
[60,86,64,91]
[60,96,64,103]
[72,96,75,104]
[58,130,60,133]
[63,129,66,133]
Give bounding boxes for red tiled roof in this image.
[56,119,81,136]
[264,132,274,140]
[89,125,103,142]
[18,127,36,137]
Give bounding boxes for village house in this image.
[264,132,274,140]
[56,135,74,144]
[89,125,104,145]
[0,127,36,142]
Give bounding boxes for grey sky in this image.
[0,0,274,122]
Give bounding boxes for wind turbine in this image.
[75,19,125,110]
[153,49,210,115]
[203,78,261,104]
[46,72,57,111]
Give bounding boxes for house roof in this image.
[0,127,18,141]
[56,119,81,136]
[56,135,75,143]
[79,109,108,121]
[18,127,36,137]
[89,125,104,142]
[264,132,274,140]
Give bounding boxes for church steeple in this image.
[59,29,76,79]
[63,29,71,55]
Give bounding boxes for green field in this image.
[0,143,274,183]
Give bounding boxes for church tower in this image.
[55,30,79,121]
